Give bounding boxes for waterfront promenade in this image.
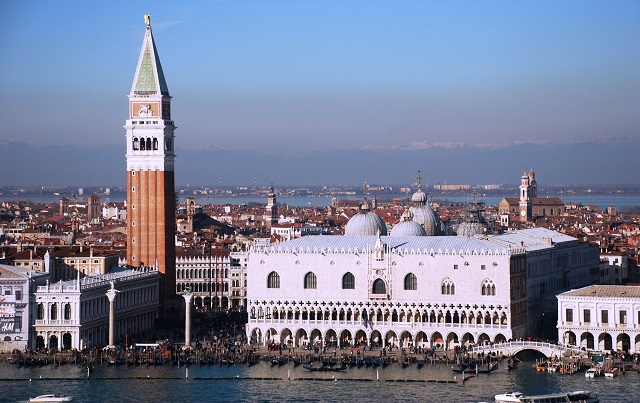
[1,348,639,402]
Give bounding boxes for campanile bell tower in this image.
[125,14,176,300]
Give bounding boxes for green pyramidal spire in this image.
[131,15,169,96]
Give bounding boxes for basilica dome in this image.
[408,176,442,236]
[410,204,442,236]
[390,211,427,237]
[411,188,428,204]
[345,202,388,236]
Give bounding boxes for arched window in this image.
[404,273,417,290]
[37,304,44,320]
[133,138,139,150]
[146,138,152,150]
[64,303,71,320]
[481,279,496,296]
[153,138,158,150]
[50,304,57,320]
[267,271,280,289]
[140,138,146,150]
[342,272,355,289]
[441,278,455,295]
[372,278,386,294]
[304,272,317,289]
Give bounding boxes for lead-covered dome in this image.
[391,211,427,237]
[345,201,387,236]
[408,172,442,236]
[411,188,427,204]
[410,204,442,236]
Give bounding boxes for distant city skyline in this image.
[1,1,639,185]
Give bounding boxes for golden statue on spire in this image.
[145,14,151,27]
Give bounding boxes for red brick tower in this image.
[125,14,176,301]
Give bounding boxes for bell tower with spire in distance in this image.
[125,14,176,301]
[518,168,531,222]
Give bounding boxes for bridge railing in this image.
[469,341,588,355]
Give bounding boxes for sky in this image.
[0,1,639,186]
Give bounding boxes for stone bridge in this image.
[469,341,588,358]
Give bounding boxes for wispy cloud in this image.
[153,19,189,31]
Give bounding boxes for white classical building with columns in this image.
[0,264,48,350]
[557,284,640,353]
[246,227,598,350]
[32,267,160,350]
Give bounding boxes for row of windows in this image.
[37,303,72,321]
[566,308,636,324]
[131,137,173,152]
[267,272,497,296]
[1,289,22,300]
[133,137,158,151]
[177,268,229,279]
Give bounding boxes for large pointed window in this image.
[267,271,280,289]
[404,273,417,290]
[372,279,387,295]
[304,272,317,289]
[342,272,355,289]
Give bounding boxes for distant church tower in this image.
[518,168,535,222]
[87,194,101,222]
[265,185,278,226]
[124,15,176,299]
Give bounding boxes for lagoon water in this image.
[1,194,639,210]
[0,360,636,403]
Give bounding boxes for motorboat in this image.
[494,392,525,402]
[603,367,619,377]
[495,390,599,403]
[585,367,600,378]
[30,394,72,403]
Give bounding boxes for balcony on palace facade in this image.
[35,319,77,326]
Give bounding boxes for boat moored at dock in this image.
[495,390,599,403]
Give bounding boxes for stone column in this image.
[183,293,193,348]
[106,283,119,348]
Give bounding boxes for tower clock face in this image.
[520,210,527,216]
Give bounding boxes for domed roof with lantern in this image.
[345,180,388,236]
[408,171,442,236]
[390,210,427,237]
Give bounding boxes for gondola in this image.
[303,365,347,372]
